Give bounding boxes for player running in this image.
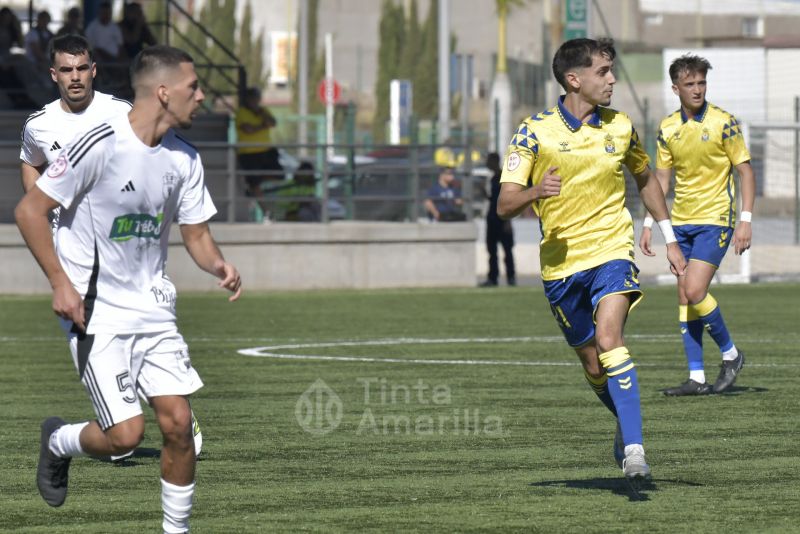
[498,38,685,483]
[20,34,204,459]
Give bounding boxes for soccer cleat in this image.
[110,450,134,463]
[713,350,745,393]
[37,417,72,507]
[613,421,624,469]
[622,444,651,481]
[663,379,712,396]
[478,279,498,287]
[192,411,203,456]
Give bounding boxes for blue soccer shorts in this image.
[674,224,732,268]
[542,259,643,347]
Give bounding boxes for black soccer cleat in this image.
[713,350,745,393]
[663,379,712,396]
[37,417,71,507]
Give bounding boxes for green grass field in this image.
[1,284,799,533]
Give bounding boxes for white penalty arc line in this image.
[236,336,796,367]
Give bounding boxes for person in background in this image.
[56,7,84,37]
[235,86,283,219]
[119,2,156,60]
[424,166,465,222]
[480,152,516,286]
[25,10,53,74]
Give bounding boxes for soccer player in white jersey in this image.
[19,34,204,461]
[15,45,241,534]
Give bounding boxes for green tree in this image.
[238,0,266,88]
[200,0,237,96]
[414,0,438,120]
[372,0,405,142]
[397,0,420,81]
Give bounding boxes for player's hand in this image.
[639,226,654,257]
[52,281,85,331]
[217,261,242,301]
[534,167,561,199]
[733,222,752,255]
[666,242,687,277]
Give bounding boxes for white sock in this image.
[624,444,644,456]
[162,478,195,534]
[722,345,738,361]
[689,370,706,384]
[49,422,89,458]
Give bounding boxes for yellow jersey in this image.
[235,106,272,155]
[500,98,650,281]
[656,101,751,226]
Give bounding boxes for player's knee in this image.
[594,333,622,355]
[107,419,145,453]
[159,410,193,448]
[684,285,708,305]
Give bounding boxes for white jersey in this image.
[35,114,217,335]
[20,91,132,168]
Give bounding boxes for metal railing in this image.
[0,140,486,225]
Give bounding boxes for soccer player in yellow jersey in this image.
[640,55,755,396]
[498,38,686,483]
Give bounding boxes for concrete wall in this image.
[0,221,477,294]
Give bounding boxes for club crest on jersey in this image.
[604,134,616,154]
[558,141,570,152]
[47,154,68,178]
[701,128,709,142]
[162,172,177,198]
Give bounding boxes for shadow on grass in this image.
[658,385,768,396]
[529,477,702,502]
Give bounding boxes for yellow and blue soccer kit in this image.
[501,97,650,447]
[656,101,751,371]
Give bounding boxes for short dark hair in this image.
[552,38,616,90]
[669,54,712,83]
[49,34,92,65]
[130,45,194,86]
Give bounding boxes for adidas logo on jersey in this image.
[121,180,136,192]
[49,141,62,151]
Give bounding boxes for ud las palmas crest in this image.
[604,134,616,154]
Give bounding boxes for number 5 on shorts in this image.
[116,371,137,404]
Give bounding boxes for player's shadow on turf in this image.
[714,385,768,396]
[658,385,768,396]
[529,477,659,502]
[530,477,703,502]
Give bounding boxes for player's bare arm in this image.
[639,167,672,256]
[15,186,85,329]
[633,167,686,276]
[20,162,47,193]
[180,222,242,301]
[497,166,561,220]
[733,160,756,255]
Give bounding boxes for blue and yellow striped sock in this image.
[584,370,617,417]
[692,293,735,354]
[599,346,643,446]
[680,304,705,372]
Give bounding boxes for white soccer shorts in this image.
[67,329,203,430]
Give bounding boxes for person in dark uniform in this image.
[480,152,516,286]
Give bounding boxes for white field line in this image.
[234,336,797,367]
